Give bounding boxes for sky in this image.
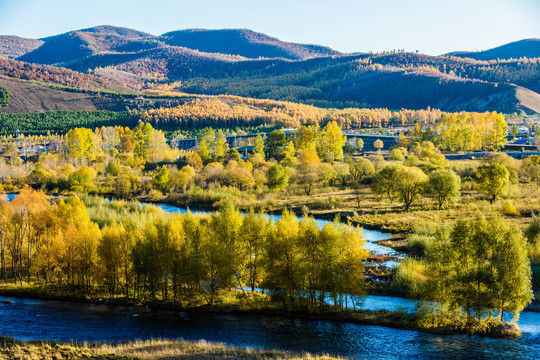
[0,0,539,55]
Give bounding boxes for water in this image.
[0,295,538,359]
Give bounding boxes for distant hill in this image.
[2,26,540,114]
[19,25,158,65]
[447,39,540,60]
[0,35,43,59]
[160,29,341,60]
[15,26,340,67]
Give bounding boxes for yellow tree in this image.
[66,128,94,158]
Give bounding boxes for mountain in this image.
[160,29,341,60]
[447,39,540,61]
[2,26,540,114]
[19,25,158,65]
[15,26,340,66]
[0,36,44,59]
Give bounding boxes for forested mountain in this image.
[1,26,540,114]
[0,35,44,59]
[448,39,540,61]
[160,29,341,60]
[18,26,157,65]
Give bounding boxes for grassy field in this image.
[0,337,344,360]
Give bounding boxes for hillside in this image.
[448,39,540,60]
[0,35,44,59]
[19,25,157,65]
[3,26,540,114]
[0,76,193,114]
[160,28,342,60]
[0,57,134,92]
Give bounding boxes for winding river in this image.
[2,193,540,359]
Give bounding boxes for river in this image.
[0,295,538,359]
[2,193,539,358]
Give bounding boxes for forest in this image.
[0,86,8,107]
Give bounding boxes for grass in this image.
[0,337,344,360]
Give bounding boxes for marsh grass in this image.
[0,337,344,360]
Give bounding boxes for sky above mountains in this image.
[0,0,538,55]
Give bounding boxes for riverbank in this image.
[0,336,343,360]
[0,284,521,339]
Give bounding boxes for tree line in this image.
[0,188,366,311]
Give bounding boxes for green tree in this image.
[372,165,398,202]
[423,216,532,328]
[133,122,154,160]
[511,124,519,139]
[252,134,265,158]
[267,164,289,191]
[152,166,170,191]
[393,165,428,211]
[349,157,375,183]
[427,169,461,209]
[476,164,510,204]
[264,130,287,160]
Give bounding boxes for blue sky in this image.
[0,0,538,55]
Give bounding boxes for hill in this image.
[3,26,540,114]
[19,25,158,65]
[447,39,540,61]
[0,76,194,114]
[15,26,340,67]
[0,57,134,92]
[160,28,342,60]
[0,35,43,59]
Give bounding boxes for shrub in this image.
[500,201,520,216]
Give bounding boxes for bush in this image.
[500,201,520,216]
[394,258,426,297]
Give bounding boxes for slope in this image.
[19,25,158,65]
[0,35,44,59]
[160,28,341,60]
[447,39,540,60]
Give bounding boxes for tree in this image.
[133,122,154,160]
[252,134,265,158]
[264,130,287,160]
[68,166,97,192]
[333,162,350,186]
[66,128,94,158]
[393,165,428,211]
[511,124,519,139]
[356,138,364,152]
[348,157,375,183]
[374,139,384,151]
[197,138,211,162]
[388,148,405,161]
[476,164,509,204]
[427,169,461,209]
[423,216,532,328]
[320,121,346,160]
[267,164,289,191]
[239,209,268,292]
[152,166,170,191]
[372,165,398,202]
